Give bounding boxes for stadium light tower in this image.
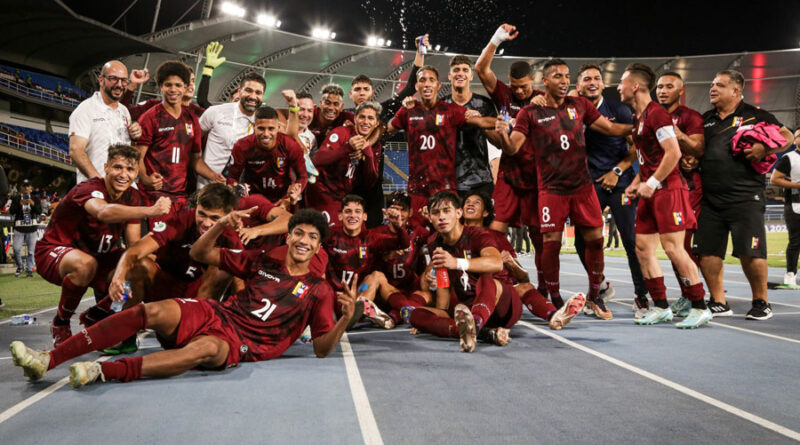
[367,35,391,47]
[256,13,281,28]
[220,2,246,18]
[312,28,335,40]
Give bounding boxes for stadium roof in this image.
[0,0,171,81]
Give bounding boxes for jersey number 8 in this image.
[560,134,570,151]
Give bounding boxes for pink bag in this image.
[730,122,786,174]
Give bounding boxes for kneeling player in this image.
[408,191,522,352]
[35,144,171,346]
[10,210,357,387]
[462,192,585,330]
[618,63,710,328]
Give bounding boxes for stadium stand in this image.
[0,65,87,108]
[0,122,71,165]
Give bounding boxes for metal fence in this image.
[0,131,73,165]
[0,77,81,108]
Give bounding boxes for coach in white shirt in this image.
[197,72,265,188]
[68,61,141,183]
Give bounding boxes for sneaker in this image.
[26,270,33,278]
[453,304,477,353]
[707,300,733,317]
[598,281,615,302]
[50,320,72,347]
[478,327,510,346]
[675,308,713,329]
[585,298,613,320]
[583,304,595,316]
[15,269,21,277]
[784,271,797,286]
[361,298,395,330]
[400,306,415,325]
[69,361,106,388]
[633,296,650,320]
[634,307,674,325]
[79,305,113,328]
[746,299,773,320]
[102,335,138,355]
[9,341,50,381]
[345,299,365,331]
[299,325,312,343]
[669,296,691,318]
[549,292,586,330]
[0,297,4,309]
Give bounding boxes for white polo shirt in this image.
[198,101,255,187]
[68,92,132,183]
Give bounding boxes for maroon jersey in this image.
[514,96,602,194]
[122,91,204,122]
[374,223,430,289]
[426,225,511,303]
[309,107,355,147]
[500,138,538,190]
[323,225,409,292]
[264,245,328,278]
[38,177,147,255]
[390,101,467,195]
[226,133,308,202]
[669,105,704,196]
[137,103,202,195]
[215,246,336,361]
[489,80,544,118]
[307,126,379,205]
[149,208,242,282]
[633,101,682,188]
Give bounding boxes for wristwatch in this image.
[612,166,623,176]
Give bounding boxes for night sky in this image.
[65,0,800,57]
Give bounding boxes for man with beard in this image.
[226,106,308,204]
[68,60,141,183]
[198,72,266,188]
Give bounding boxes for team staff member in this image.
[9,179,41,278]
[697,70,794,320]
[769,130,800,287]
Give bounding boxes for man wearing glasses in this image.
[69,61,142,184]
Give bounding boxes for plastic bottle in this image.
[111,281,131,312]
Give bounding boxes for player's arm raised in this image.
[674,126,705,158]
[494,118,526,156]
[313,276,357,358]
[475,24,518,95]
[85,195,170,224]
[190,207,255,266]
[238,206,291,246]
[589,115,633,137]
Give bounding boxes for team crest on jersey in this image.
[358,246,368,259]
[751,237,760,249]
[276,157,285,168]
[672,212,683,226]
[292,281,309,299]
[637,121,645,135]
[185,123,194,136]
[435,114,445,126]
[567,107,578,120]
[621,194,631,206]
[153,221,167,232]
[732,117,743,127]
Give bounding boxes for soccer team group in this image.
[9,24,792,389]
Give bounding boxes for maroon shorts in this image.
[34,245,122,290]
[158,298,244,368]
[538,183,603,233]
[688,188,702,220]
[635,186,697,234]
[145,268,202,302]
[492,176,539,228]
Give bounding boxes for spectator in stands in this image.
[68,60,141,183]
[770,129,800,287]
[9,179,41,278]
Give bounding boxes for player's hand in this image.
[222,206,256,230]
[150,172,164,190]
[237,226,261,245]
[383,206,403,229]
[420,205,432,224]
[495,116,510,134]
[129,69,149,86]
[127,122,142,140]
[465,109,481,120]
[108,276,127,302]
[205,41,226,69]
[637,182,655,199]
[743,142,767,161]
[624,183,639,200]
[281,89,297,107]
[349,135,367,151]
[402,95,417,109]
[149,196,172,217]
[596,170,619,191]
[210,172,226,184]
[337,274,359,321]
[432,247,457,270]
[287,183,303,203]
[500,250,514,266]
[680,154,699,172]
[491,24,518,46]
[530,94,547,106]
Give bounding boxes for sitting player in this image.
[461,192,585,330]
[10,210,357,388]
[408,191,521,353]
[324,195,408,329]
[35,144,171,346]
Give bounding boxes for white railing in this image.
[0,77,81,108]
[0,131,72,165]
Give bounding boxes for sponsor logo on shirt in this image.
[153,221,167,232]
[257,270,281,282]
[537,116,556,124]
[332,247,348,254]
[409,116,424,121]
[566,107,578,120]
[248,160,266,166]
[158,127,175,132]
[435,114,445,126]
[672,212,683,226]
[92,118,106,123]
[292,281,309,299]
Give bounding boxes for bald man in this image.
[68,61,142,183]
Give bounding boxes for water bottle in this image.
[422,245,437,291]
[11,314,36,325]
[500,106,512,134]
[417,35,429,54]
[111,281,131,312]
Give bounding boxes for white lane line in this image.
[340,333,384,445]
[346,328,412,336]
[0,355,111,425]
[0,356,12,360]
[518,320,800,442]
[708,322,800,346]
[0,297,95,325]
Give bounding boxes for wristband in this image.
[202,67,214,77]
[645,176,661,190]
[288,106,300,113]
[490,26,510,46]
[456,258,469,272]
